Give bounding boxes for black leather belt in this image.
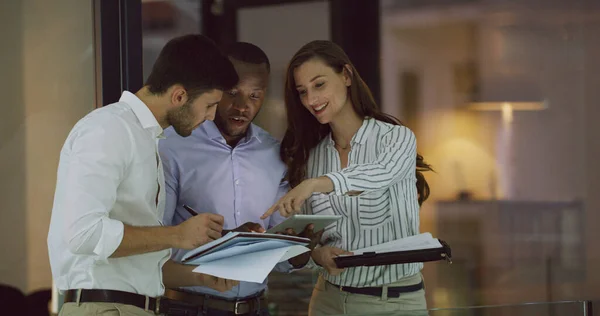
[327,281,424,298]
[163,289,265,315]
[64,289,168,314]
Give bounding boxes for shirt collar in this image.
[120,91,165,139]
[327,117,373,147]
[245,123,261,143]
[202,120,262,145]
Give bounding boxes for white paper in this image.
[182,232,311,283]
[279,245,310,262]
[192,245,309,283]
[341,233,442,256]
[187,240,293,264]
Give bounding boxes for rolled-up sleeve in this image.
[62,115,132,261]
[325,126,417,195]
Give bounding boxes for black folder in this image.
[334,240,452,268]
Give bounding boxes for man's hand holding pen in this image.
[182,204,265,239]
[178,204,224,248]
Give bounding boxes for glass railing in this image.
[330,300,594,316]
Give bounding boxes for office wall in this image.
[0,0,27,292]
[237,2,330,140]
[0,0,95,293]
[583,17,600,296]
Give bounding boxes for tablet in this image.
[266,214,342,234]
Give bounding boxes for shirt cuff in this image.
[324,172,349,196]
[304,256,324,272]
[92,218,124,262]
[274,260,295,273]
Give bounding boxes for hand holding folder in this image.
[312,246,354,276]
[333,233,452,268]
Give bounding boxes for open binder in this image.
[181,232,310,264]
[333,234,452,268]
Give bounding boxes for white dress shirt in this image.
[47,91,170,297]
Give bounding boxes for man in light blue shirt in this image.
[159,42,298,316]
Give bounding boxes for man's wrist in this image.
[166,225,182,249]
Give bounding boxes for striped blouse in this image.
[304,117,422,287]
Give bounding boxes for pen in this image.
[182,204,229,237]
[182,204,198,216]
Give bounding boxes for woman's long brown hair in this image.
[282,40,433,205]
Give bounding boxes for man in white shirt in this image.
[47,34,240,316]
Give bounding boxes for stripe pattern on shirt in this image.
[305,118,423,287]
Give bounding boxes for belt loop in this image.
[255,296,261,314]
[76,289,82,306]
[144,296,150,311]
[202,295,209,315]
[154,297,161,315]
[381,285,389,301]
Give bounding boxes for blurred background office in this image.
[1,0,600,315]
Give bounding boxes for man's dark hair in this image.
[145,34,238,97]
[222,42,271,73]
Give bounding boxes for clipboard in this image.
[334,239,452,268]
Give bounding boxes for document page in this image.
[341,233,442,256]
[192,245,309,283]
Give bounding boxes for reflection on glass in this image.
[381,0,599,309]
[333,300,589,316]
[142,0,600,313]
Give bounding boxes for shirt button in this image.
[235,179,240,185]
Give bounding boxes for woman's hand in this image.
[312,246,353,276]
[261,177,334,219]
[261,180,314,218]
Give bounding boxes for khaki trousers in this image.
[308,273,428,316]
[59,302,157,316]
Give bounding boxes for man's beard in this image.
[168,101,197,137]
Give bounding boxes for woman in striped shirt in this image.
[262,40,433,315]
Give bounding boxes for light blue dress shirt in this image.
[159,120,291,299]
